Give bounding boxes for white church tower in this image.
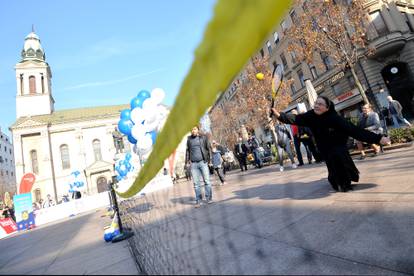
[15,29,54,118]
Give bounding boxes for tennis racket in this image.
[270,64,284,116]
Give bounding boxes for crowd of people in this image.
[183,95,411,207]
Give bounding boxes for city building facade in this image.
[211,0,414,145]
[0,128,16,200]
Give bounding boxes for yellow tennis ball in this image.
[256,73,264,80]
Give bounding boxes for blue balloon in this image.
[130,97,145,110]
[120,109,131,120]
[125,153,132,160]
[149,131,157,145]
[118,120,133,136]
[127,134,137,144]
[137,90,151,101]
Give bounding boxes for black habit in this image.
[278,101,383,192]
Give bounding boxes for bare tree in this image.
[288,0,374,104]
[210,55,291,148]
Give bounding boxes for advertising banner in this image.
[13,193,35,231]
[0,218,18,239]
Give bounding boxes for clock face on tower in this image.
[390,67,398,74]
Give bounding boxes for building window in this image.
[290,50,297,65]
[41,74,45,93]
[260,48,265,58]
[322,54,333,71]
[402,12,414,32]
[11,172,13,177]
[93,139,102,161]
[370,11,388,37]
[290,83,297,95]
[266,41,272,55]
[34,188,41,203]
[30,150,39,174]
[29,76,36,94]
[6,171,8,176]
[332,83,342,96]
[290,9,298,24]
[280,53,288,69]
[309,64,318,79]
[60,144,71,170]
[273,32,280,44]
[281,20,288,33]
[297,69,305,88]
[347,76,356,87]
[20,74,24,95]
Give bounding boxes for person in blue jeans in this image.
[248,134,263,168]
[185,126,213,208]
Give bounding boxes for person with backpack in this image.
[211,140,227,186]
[248,134,263,168]
[274,120,297,172]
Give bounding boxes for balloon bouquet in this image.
[68,170,85,194]
[116,88,168,179]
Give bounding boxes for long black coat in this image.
[278,104,382,190]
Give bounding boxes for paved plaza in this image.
[122,145,414,275]
[0,210,139,275]
[0,145,413,275]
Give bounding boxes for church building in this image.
[10,31,130,203]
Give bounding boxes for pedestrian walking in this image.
[356,104,383,160]
[185,126,213,207]
[211,140,227,185]
[248,134,263,168]
[274,120,297,172]
[387,96,412,128]
[271,96,390,192]
[234,137,249,171]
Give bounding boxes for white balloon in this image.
[130,107,145,124]
[131,124,146,140]
[143,120,159,132]
[145,108,157,123]
[137,134,152,150]
[151,88,165,104]
[142,98,157,110]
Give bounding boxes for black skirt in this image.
[325,147,359,191]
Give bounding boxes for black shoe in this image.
[298,163,304,167]
[359,155,366,160]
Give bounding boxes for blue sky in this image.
[0,0,216,137]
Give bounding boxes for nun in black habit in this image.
[271,96,390,192]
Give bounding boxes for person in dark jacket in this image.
[271,96,390,192]
[234,137,249,171]
[185,126,213,207]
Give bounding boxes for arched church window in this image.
[30,150,39,174]
[20,74,24,95]
[34,188,41,203]
[93,139,102,161]
[29,76,36,94]
[41,74,45,93]
[60,144,70,170]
